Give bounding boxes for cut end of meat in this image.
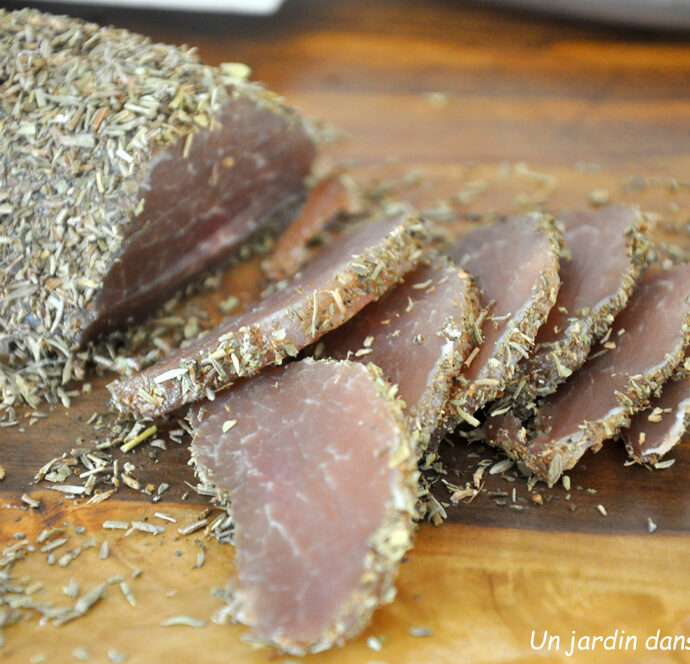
[108,206,430,418]
[76,89,314,344]
[520,205,650,402]
[321,257,480,453]
[445,212,562,422]
[191,358,417,655]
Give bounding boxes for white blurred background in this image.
[37,0,285,13]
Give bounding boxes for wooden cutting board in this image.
[2,2,690,663]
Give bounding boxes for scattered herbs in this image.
[160,616,207,628]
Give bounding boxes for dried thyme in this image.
[177,519,208,536]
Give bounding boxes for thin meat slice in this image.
[321,259,480,452]
[109,208,429,418]
[191,359,417,655]
[518,206,649,403]
[262,173,362,281]
[1,9,315,361]
[444,213,561,423]
[622,373,690,463]
[490,264,690,484]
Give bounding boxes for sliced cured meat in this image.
[490,264,690,484]
[444,213,561,423]
[191,359,417,655]
[321,258,479,451]
[262,173,362,281]
[623,374,690,463]
[109,208,429,418]
[518,206,649,402]
[0,9,314,395]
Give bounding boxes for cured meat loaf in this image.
[0,9,314,398]
[110,208,429,417]
[191,359,417,654]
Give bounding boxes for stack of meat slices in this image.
[488,263,690,484]
[112,196,690,651]
[111,204,485,652]
[483,208,690,485]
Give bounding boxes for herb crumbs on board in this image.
[103,521,130,530]
[177,519,209,536]
[160,616,207,627]
[409,626,433,637]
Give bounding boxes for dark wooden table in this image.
[2,2,690,662]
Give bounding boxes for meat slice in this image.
[622,373,690,463]
[444,213,561,423]
[490,264,690,484]
[262,173,362,281]
[191,358,417,655]
[109,208,428,418]
[518,206,649,403]
[321,259,479,451]
[1,9,314,392]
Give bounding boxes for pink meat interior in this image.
[81,95,314,341]
[448,215,553,381]
[192,360,402,644]
[324,262,470,408]
[537,206,638,344]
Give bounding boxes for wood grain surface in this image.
[2,1,690,662]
